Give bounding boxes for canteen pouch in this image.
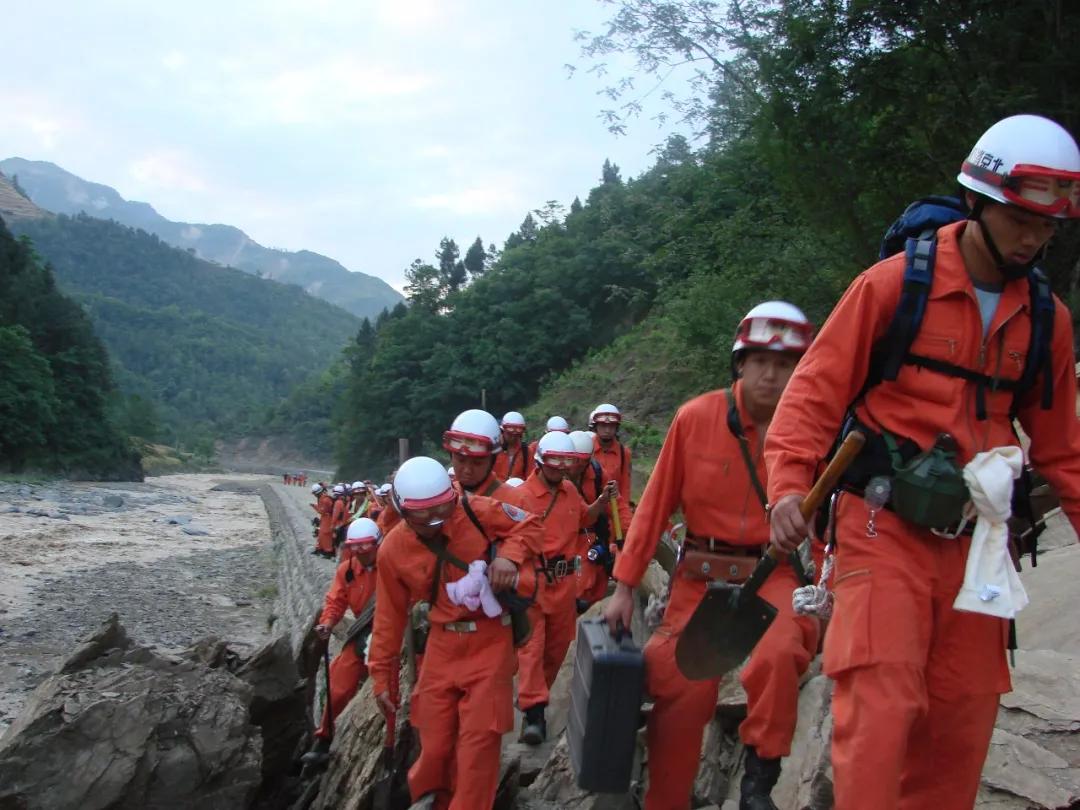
[886,431,969,529]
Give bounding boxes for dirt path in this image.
[0,474,280,734]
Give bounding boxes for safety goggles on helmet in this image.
[442,430,496,457]
[539,451,579,470]
[592,412,620,425]
[344,533,380,547]
[397,488,458,527]
[962,161,1080,218]
[501,424,525,436]
[737,317,812,352]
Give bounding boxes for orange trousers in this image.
[408,618,515,810]
[316,641,368,739]
[316,519,335,554]
[643,561,819,810]
[824,494,1009,810]
[576,556,610,606]
[516,575,577,710]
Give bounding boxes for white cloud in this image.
[128,150,208,194]
[161,50,188,72]
[412,185,527,217]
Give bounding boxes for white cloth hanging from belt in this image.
[953,446,1029,619]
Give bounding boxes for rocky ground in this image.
[0,474,279,735]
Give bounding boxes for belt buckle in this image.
[552,559,569,578]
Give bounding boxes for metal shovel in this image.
[675,431,865,680]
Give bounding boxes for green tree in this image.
[0,325,59,468]
[464,236,487,279]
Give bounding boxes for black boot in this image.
[520,704,547,746]
[300,735,331,768]
[739,746,781,810]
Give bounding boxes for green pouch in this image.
[885,432,969,529]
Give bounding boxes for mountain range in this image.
[0,157,402,321]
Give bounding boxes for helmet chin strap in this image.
[970,197,1035,281]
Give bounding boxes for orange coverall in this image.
[514,471,593,711]
[315,555,377,739]
[614,382,820,810]
[593,434,634,533]
[376,503,402,536]
[313,492,335,554]
[572,461,614,605]
[368,497,542,810]
[331,497,348,550]
[493,442,532,482]
[765,221,1080,810]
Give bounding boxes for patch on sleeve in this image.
[502,503,527,522]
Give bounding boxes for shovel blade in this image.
[674,582,778,681]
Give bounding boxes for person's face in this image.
[979,202,1057,267]
[540,463,566,485]
[502,427,524,446]
[354,545,377,567]
[452,451,492,489]
[738,350,799,415]
[595,422,617,443]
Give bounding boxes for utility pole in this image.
[481,388,487,410]
[398,438,409,466]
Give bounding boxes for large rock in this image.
[0,616,268,810]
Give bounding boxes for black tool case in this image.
[567,616,645,793]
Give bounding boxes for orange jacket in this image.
[614,382,769,587]
[516,471,593,560]
[765,220,1080,535]
[462,469,526,503]
[593,435,632,509]
[577,455,633,540]
[367,496,543,698]
[313,492,334,520]
[331,497,349,530]
[319,556,377,628]
[376,505,401,536]
[493,442,532,481]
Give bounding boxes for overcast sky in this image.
[0,1,688,290]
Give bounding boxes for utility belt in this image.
[439,613,513,634]
[539,554,575,583]
[840,417,972,537]
[679,535,763,584]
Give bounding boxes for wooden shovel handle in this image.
[765,430,866,561]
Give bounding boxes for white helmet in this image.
[545,415,570,433]
[375,483,392,498]
[311,483,324,495]
[590,403,621,428]
[332,483,347,496]
[505,477,525,487]
[351,481,365,492]
[732,301,813,356]
[443,409,502,456]
[958,114,1080,219]
[535,431,579,469]
[391,456,457,526]
[501,411,526,432]
[344,517,382,547]
[569,430,594,458]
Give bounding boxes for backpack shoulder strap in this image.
[591,459,603,493]
[724,387,768,511]
[415,532,471,573]
[880,234,937,383]
[1012,266,1056,417]
[460,491,490,543]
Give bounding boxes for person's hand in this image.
[487,557,518,592]
[375,691,397,720]
[315,623,331,641]
[769,493,807,554]
[602,581,633,637]
[601,480,619,503]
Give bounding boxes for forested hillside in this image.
[329,1,1080,481]
[10,214,361,445]
[0,219,142,479]
[0,158,404,320]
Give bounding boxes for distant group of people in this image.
[292,114,1080,810]
[282,472,308,487]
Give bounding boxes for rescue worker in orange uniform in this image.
[311,482,336,558]
[444,409,523,502]
[590,403,633,534]
[493,411,532,481]
[368,456,543,810]
[568,430,614,609]
[330,483,349,555]
[527,415,569,460]
[604,301,819,810]
[766,115,1080,810]
[516,431,617,744]
[374,482,402,536]
[303,517,382,764]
